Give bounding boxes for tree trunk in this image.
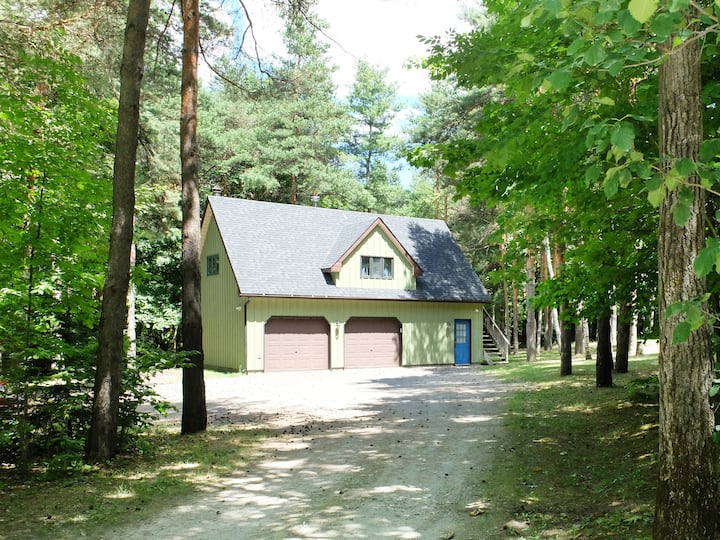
[560,308,572,376]
[180,0,207,435]
[575,316,585,356]
[596,314,613,388]
[503,280,510,349]
[85,0,150,464]
[584,319,592,359]
[526,254,537,362]
[615,303,631,373]
[511,282,520,354]
[629,310,638,358]
[653,22,719,538]
[127,239,137,358]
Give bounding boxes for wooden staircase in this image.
[482,309,509,364]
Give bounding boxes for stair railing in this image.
[483,308,510,362]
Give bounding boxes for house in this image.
[200,196,499,372]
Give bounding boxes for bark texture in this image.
[180,0,207,435]
[85,0,150,464]
[560,311,573,377]
[596,314,613,388]
[525,254,537,362]
[614,303,631,373]
[653,29,719,538]
[511,283,519,354]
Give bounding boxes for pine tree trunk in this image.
[526,254,537,362]
[653,21,719,538]
[85,0,150,464]
[596,314,613,388]
[180,0,207,435]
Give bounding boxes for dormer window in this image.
[361,256,393,279]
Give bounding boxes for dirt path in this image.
[112,366,511,539]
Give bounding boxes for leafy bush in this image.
[0,344,185,475]
[626,374,660,403]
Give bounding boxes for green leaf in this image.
[543,0,563,17]
[710,386,720,398]
[517,52,535,63]
[595,96,616,106]
[647,176,666,207]
[585,164,601,184]
[672,187,694,226]
[583,42,607,67]
[665,301,684,319]
[604,172,619,198]
[619,9,642,35]
[694,238,720,277]
[650,13,678,41]
[607,59,625,77]
[567,38,585,57]
[699,139,720,162]
[610,122,635,152]
[675,157,696,176]
[547,69,572,91]
[669,0,690,11]
[673,321,692,343]
[628,0,659,23]
[665,167,684,191]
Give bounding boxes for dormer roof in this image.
[322,217,423,277]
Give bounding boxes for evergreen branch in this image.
[153,0,177,73]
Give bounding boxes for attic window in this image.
[207,254,220,276]
[361,256,393,279]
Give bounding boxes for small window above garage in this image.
[361,256,393,279]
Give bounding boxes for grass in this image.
[0,426,269,539]
[479,349,659,539]
[0,356,659,539]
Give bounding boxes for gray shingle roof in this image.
[205,196,491,303]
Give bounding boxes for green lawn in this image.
[478,350,659,539]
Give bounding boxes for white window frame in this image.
[361,256,393,279]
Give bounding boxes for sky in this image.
[237,0,472,99]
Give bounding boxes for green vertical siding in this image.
[201,209,488,372]
[201,211,245,371]
[334,229,416,290]
[244,297,486,371]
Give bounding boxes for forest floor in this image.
[107,366,513,539]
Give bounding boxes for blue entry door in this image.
[454,319,471,365]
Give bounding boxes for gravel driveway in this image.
[114,366,511,540]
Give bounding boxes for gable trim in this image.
[323,217,423,277]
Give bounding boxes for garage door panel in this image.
[345,317,401,369]
[265,317,329,371]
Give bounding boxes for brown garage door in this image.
[344,317,401,369]
[264,317,330,372]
